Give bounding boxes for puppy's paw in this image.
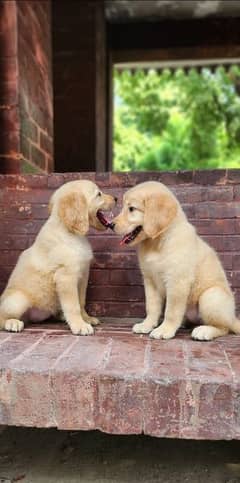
[150,324,176,340]
[82,314,101,326]
[191,325,214,341]
[5,319,24,332]
[133,320,156,334]
[71,322,94,336]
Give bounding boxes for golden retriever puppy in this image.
[113,181,240,341]
[0,180,116,335]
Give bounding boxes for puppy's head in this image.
[112,181,178,246]
[49,180,116,235]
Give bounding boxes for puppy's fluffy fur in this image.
[113,181,240,340]
[0,180,115,335]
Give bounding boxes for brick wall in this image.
[0,170,240,317]
[17,1,53,173]
[0,0,53,174]
[0,0,20,173]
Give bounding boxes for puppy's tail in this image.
[231,318,240,335]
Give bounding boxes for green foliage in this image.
[114,66,240,171]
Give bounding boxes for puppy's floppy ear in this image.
[143,192,177,239]
[58,192,89,235]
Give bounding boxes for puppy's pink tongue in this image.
[120,234,129,246]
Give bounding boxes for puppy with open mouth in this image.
[112,181,240,341]
[0,180,116,335]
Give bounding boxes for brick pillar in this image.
[53,0,108,172]
[0,0,53,174]
[0,1,20,173]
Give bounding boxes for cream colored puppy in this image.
[113,181,240,341]
[0,180,115,335]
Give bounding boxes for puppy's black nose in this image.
[114,197,118,204]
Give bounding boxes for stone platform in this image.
[0,318,239,440]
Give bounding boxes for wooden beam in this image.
[113,45,240,65]
[108,18,240,52]
[95,1,107,172]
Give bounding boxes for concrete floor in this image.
[0,428,240,483]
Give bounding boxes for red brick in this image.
[17,0,53,158]
[109,269,143,285]
[30,145,46,171]
[0,130,20,155]
[89,236,124,252]
[0,80,18,105]
[0,333,42,369]
[97,376,144,434]
[8,334,75,427]
[93,252,138,269]
[173,186,203,203]
[234,288,240,303]
[89,269,110,284]
[0,58,17,85]
[219,252,233,270]
[0,250,20,266]
[52,337,111,430]
[21,116,38,143]
[2,188,52,205]
[87,285,144,302]
[40,131,53,156]
[204,235,240,252]
[97,337,147,434]
[144,380,182,438]
[227,170,240,184]
[175,185,234,203]
[233,185,240,200]
[0,174,48,189]
[197,384,233,439]
[0,200,48,220]
[195,202,240,219]
[205,186,233,202]
[193,219,236,235]
[86,302,145,318]
[20,135,30,161]
[193,169,227,185]
[0,106,19,133]
[185,341,232,382]
[182,203,196,218]
[0,0,18,57]
[0,235,29,250]
[0,321,238,438]
[235,220,240,234]
[232,254,240,270]
[232,272,240,288]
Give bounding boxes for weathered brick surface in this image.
[0,0,53,174]
[0,320,238,439]
[0,171,240,314]
[0,0,20,173]
[17,0,53,173]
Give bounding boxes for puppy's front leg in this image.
[150,283,189,340]
[55,268,94,335]
[133,277,164,334]
[79,266,100,326]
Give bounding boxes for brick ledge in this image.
[0,318,239,440]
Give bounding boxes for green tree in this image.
[114,66,240,171]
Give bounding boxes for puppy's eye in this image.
[129,207,135,212]
[98,192,102,197]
